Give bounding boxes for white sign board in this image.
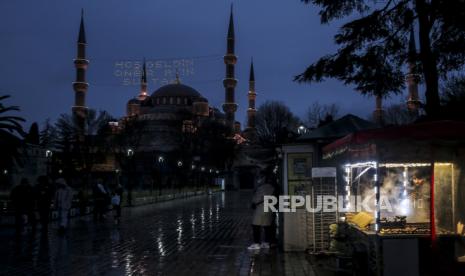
[312,167,337,178]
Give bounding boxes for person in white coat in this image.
[248,168,276,250]
[54,178,73,233]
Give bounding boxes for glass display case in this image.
[342,161,458,237]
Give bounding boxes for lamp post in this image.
[127,148,134,206]
[45,149,53,176]
[115,169,120,187]
[200,166,207,191]
[157,155,164,195]
[176,160,184,193]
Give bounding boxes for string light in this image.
[380,163,430,168]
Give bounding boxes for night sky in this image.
[1,0,408,129]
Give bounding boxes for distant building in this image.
[0,131,47,188]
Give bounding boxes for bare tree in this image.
[255,101,300,145]
[441,75,465,121]
[304,102,339,128]
[383,104,417,126]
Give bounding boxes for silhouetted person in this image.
[54,178,72,233]
[35,175,54,231]
[10,178,35,234]
[248,168,275,251]
[111,185,123,224]
[93,179,108,222]
[77,189,88,217]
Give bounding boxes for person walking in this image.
[54,178,72,233]
[77,189,88,217]
[35,175,54,231]
[10,178,35,234]
[93,179,109,222]
[111,185,123,224]
[248,167,276,251]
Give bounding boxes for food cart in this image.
[322,121,465,275]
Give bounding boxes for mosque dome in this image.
[151,83,202,99]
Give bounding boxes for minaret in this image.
[406,28,421,113]
[246,59,257,130]
[138,59,148,101]
[72,9,89,129]
[222,5,238,132]
[373,94,384,125]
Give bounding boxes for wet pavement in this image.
[0,191,314,276]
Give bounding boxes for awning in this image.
[323,121,465,160]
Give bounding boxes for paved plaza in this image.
[0,191,315,276]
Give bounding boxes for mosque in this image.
[70,8,264,189]
[71,8,257,153]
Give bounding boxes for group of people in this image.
[92,178,123,223]
[9,176,123,235]
[9,176,72,234]
[10,169,277,248]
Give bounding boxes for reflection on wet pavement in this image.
[0,191,314,275]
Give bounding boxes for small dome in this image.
[151,83,202,99]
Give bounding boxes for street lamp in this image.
[127,148,134,157]
[177,161,183,167]
[298,125,307,134]
[201,166,205,172]
[3,169,7,175]
[158,156,164,163]
[45,149,53,176]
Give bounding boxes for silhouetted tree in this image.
[0,95,24,136]
[304,102,339,128]
[25,122,40,145]
[441,75,465,121]
[110,118,147,203]
[296,0,465,118]
[194,119,235,170]
[54,110,113,185]
[39,119,57,149]
[383,103,418,125]
[255,101,300,145]
[0,95,25,184]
